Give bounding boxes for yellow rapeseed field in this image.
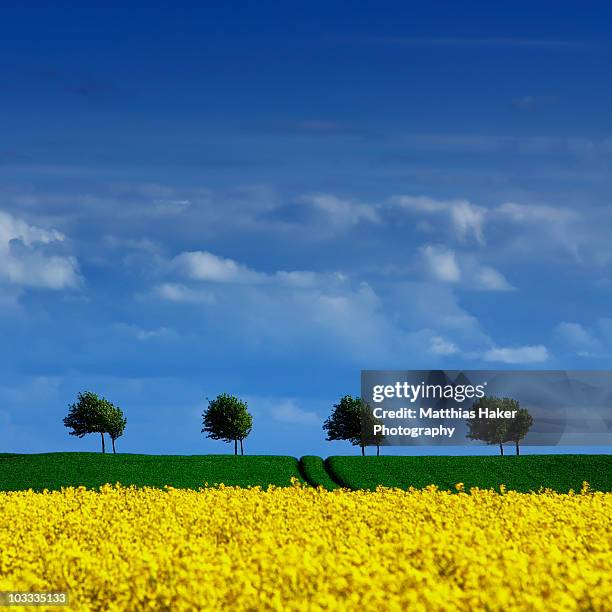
[0,482,610,611]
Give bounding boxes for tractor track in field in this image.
[298,456,346,490]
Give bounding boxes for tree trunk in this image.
[101,432,106,454]
[499,441,504,456]
[112,438,116,454]
[515,440,520,456]
[376,444,380,457]
[234,439,237,455]
[361,444,365,456]
[240,439,244,456]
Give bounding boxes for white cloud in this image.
[151,245,501,364]
[475,266,515,291]
[269,400,320,425]
[392,196,485,244]
[194,279,408,363]
[392,195,446,213]
[554,322,600,356]
[496,202,583,260]
[0,211,64,246]
[303,194,380,227]
[450,200,485,244]
[421,245,461,282]
[0,211,80,289]
[555,322,592,346]
[296,281,401,360]
[154,283,216,304]
[273,270,320,288]
[429,335,459,355]
[155,251,411,360]
[5,254,80,289]
[173,251,263,284]
[420,244,514,291]
[483,344,549,364]
[497,202,576,224]
[171,250,345,291]
[148,251,498,365]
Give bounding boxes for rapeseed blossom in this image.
[0,482,610,610]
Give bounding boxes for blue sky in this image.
[1,2,612,455]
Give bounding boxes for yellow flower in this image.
[0,483,610,611]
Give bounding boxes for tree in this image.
[106,405,127,454]
[467,396,533,456]
[360,401,385,456]
[467,396,511,456]
[506,406,533,455]
[63,391,115,453]
[323,395,383,456]
[202,394,253,455]
[324,395,363,454]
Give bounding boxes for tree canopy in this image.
[506,406,534,455]
[63,391,126,453]
[106,405,127,454]
[467,396,533,455]
[323,395,383,456]
[202,393,253,455]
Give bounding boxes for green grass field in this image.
[0,453,610,493]
[327,454,612,493]
[0,453,304,492]
[299,456,341,490]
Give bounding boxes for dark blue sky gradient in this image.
[1,2,611,455]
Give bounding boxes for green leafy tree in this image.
[202,393,253,455]
[323,395,383,456]
[106,405,127,454]
[467,396,533,456]
[360,400,385,456]
[467,396,512,456]
[324,395,362,454]
[506,405,533,455]
[63,391,115,453]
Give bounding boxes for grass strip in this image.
[0,453,305,492]
[326,454,612,493]
[299,456,342,490]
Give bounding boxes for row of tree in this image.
[467,397,533,456]
[62,391,253,455]
[63,391,533,456]
[323,395,534,456]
